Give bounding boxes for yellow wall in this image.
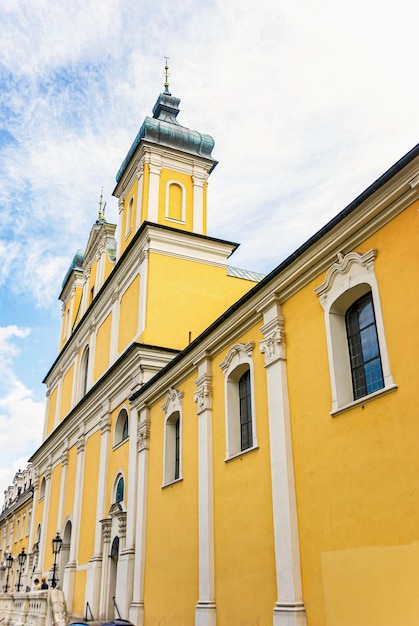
[73,570,87,616]
[211,328,277,625]
[144,253,256,348]
[144,376,199,626]
[79,431,101,564]
[60,364,74,421]
[94,313,112,382]
[284,200,419,625]
[46,386,58,436]
[118,275,140,353]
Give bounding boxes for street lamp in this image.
[16,548,27,592]
[51,532,62,588]
[3,554,13,592]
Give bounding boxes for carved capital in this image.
[61,450,69,467]
[259,316,286,366]
[100,518,112,544]
[137,419,151,452]
[100,414,112,434]
[76,436,86,454]
[194,373,212,414]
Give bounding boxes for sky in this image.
[0,0,418,497]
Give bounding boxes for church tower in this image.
[113,62,216,257]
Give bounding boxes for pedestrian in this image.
[33,578,41,590]
[41,577,49,590]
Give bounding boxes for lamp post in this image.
[51,532,62,588]
[16,548,27,592]
[3,554,13,592]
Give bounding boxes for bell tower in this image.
[113,62,217,256]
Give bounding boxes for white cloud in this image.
[0,327,44,497]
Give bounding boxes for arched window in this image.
[114,409,129,446]
[80,347,89,397]
[220,343,257,459]
[165,181,186,223]
[239,370,253,451]
[315,250,395,414]
[125,197,134,236]
[39,477,46,500]
[115,477,124,504]
[162,388,184,486]
[345,292,384,400]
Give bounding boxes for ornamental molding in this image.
[100,518,112,544]
[148,163,162,176]
[76,436,86,454]
[138,250,149,265]
[194,373,212,414]
[219,342,255,375]
[111,289,120,304]
[192,174,205,187]
[162,387,184,419]
[100,414,112,434]
[315,249,377,308]
[259,316,286,366]
[117,511,127,538]
[44,465,52,481]
[61,450,69,467]
[118,198,124,213]
[136,164,144,179]
[137,419,151,452]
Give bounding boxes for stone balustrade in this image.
[0,589,66,626]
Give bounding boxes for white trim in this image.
[162,388,183,486]
[219,342,257,459]
[315,249,395,412]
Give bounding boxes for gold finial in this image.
[164,56,171,95]
[98,187,107,222]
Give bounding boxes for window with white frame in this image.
[114,475,125,504]
[220,342,257,458]
[165,181,186,223]
[162,388,184,485]
[80,346,89,398]
[315,249,395,414]
[114,408,129,446]
[39,477,46,500]
[125,196,134,237]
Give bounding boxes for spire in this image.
[164,56,171,95]
[97,187,107,223]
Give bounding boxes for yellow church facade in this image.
[1,80,419,626]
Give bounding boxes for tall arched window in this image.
[165,181,186,223]
[114,409,129,446]
[115,477,124,504]
[239,370,253,451]
[345,292,384,400]
[80,347,89,397]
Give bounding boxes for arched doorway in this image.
[59,520,72,586]
[108,536,119,618]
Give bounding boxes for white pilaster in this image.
[194,357,216,626]
[138,251,148,336]
[147,161,161,223]
[99,519,112,619]
[56,449,69,531]
[259,300,307,626]
[128,407,150,626]
[38,465,52,574]
[86,322,96,389]
[109,289,120,363]
[135,165,144,231]
[192,174,205,235]
[63,433,85,613]
[54,377,63,428]
[85,407,111,618]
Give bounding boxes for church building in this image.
[1,72,419,626]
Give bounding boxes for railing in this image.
[0,589,66,626]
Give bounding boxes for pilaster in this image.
[128,407,150,626]
[194,356,216,626]
[259,298,307,626]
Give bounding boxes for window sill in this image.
[224,444,259,463]
[331,384,398,417]
[112,437,129,451]
[161,477,183,489]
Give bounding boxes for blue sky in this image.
[0,0,418,496]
